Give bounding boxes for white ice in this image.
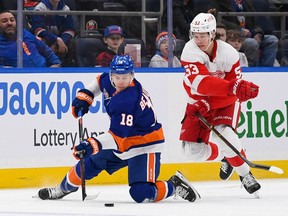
[0,179,287,216]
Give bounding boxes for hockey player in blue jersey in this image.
[37,55,200,203]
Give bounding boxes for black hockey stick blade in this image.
[80,153,87,201]
[196,112,284,175]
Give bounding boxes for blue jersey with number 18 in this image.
[97,72,165,159]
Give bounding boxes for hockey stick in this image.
[196,112,284,175]
[78,110,87,201]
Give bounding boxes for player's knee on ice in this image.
[129,181,174,203]
[129,182,157,203]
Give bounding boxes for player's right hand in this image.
[229,79,259,102]
[186,99,210,118]
[73,137,102,160]
[72,89,94,118]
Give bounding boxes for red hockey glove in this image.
[186,99,210,118]
[72,89,94,118]
[73,137,102,160]
[229,79,259,102]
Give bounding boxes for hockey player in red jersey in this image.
[37,55,200,203]
[180,13,261,195]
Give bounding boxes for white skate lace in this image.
[175,186,189,199]
[48,185,65,199]
[241,174,257,188]
[220,161,229,173]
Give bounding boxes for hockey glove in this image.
[229,79,259,102]
[186,99,210,118]
[72,89,94,118]
[73,137,102,160]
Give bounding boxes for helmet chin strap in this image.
[129,74,134,84]
[203,40,213,52]
[203,32,215,52]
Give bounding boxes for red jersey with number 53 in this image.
[180,39,242,109]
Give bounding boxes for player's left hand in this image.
[229,79,259,102]
[72,89,94,118]
[73,137,102,160]
[186,99,210,118]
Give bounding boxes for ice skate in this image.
[168,171,201,202]
[219,158,234,180]
[240,172,261,197]
[38,185,73,200]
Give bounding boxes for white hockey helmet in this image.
[189,13,216,40]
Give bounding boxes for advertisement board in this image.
[0,69,287,170]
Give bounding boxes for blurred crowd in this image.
[0,0,288,67]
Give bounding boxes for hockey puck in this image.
[104,203,114,207]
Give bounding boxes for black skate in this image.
[219,158,234,180]
[38,185,73,200]
[168,171,201,202]
[240,172,261,195]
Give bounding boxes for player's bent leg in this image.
[210,125,246,180]
[210,125,261,193]
[154,180,174,202]
[182,141,223,161]
[38,156,105,200]
[129,181,174,203]
[211,125,243,157]
[226,150,249,177]
[38,184,76,200]
[183,140,229,180]
[226,154,261,194]
[38,165,81,200]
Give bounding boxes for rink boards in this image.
[0,67,287,188]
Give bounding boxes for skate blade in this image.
[32,194,40,199]
[32,192,100,201]
[253,191,260,199]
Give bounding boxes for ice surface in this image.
[0,179,287,216]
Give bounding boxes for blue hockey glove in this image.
[73,137,102,160]
[72,89,94,118]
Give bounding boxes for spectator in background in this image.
[149,31,182,67]
[216,23,248,67]
[0,10,61,67]
[24,0,40,29]
[279,36,288,66]
[24,0,40,10]
[95,25,124,67]
[161,0,194,42]
[208,0,279,67]
[273,1,288,66]
[216,23,227,42]
[30,0,76,66]
[226,29,249,67]
[161,0,210,43]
